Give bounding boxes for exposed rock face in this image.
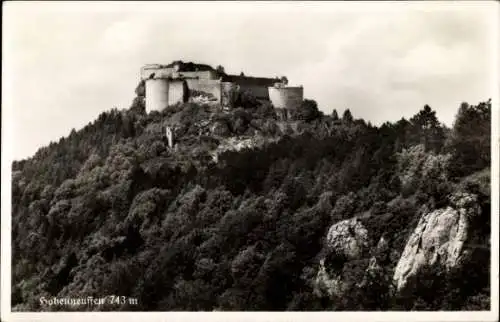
[209,136,280,163]
[314,218,370,297]
[325,217,370,260]
[315,259,345,297]
[393,193,481,291]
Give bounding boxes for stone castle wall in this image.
[176,70,216,80]
[142,68,217,81]
[168,80,188,106]
[268,86,304,110]
[238,84,270,100]
[145,78,170,112]
[141,66,174,80]
[142,63,305,112]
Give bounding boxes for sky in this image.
[3,1,498,160]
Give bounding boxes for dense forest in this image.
[11,90,491,311]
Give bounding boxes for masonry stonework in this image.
[145,78,170,112]
[239,84,270,100]
[268,86,304,110]
[168,80,188,106]
[142,60,305,112]
[141,65,174,80]
[176,70,216,80]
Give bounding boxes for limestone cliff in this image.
[324,217,371,260]
[393,192,481,291]
[312,188,487,308]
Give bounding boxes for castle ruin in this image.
[140,60,304,112]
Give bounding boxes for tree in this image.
[135,80,145,97]
[291,99,320,122]
[342,109,353,123]
[130,97,145,115]
[408,105,445,153]
[447,100,491,177]
[215,65,225,76]
[234,90,258,110]
[331,109,339,121]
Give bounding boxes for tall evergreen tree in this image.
[408,105,445,153]
[447,100,491,177]
[331,109,339,121]
[342,109,353,123]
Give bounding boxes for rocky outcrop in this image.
[325,217,370,260]
[393,192,481,291]
[314,218,371,297]
[210,136,280,163]
[314,259,346,297]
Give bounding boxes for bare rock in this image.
[325,217,370,260]
[393,192,481,291]
[314,218,370,297]
[314,259,346,297]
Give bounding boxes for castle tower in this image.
[145,78,169,112]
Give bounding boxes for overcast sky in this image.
[3,1,498,160]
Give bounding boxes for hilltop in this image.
[11,87,491,311]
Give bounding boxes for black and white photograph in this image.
[1,1,499,321]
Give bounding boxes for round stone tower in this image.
[145,78,169,112]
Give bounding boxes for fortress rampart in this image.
[145,78,170,112]
[268,85,304,110]
[175,70,216,80]
[141,65,174,80]
[168,80,188,106]
[142,61,305,113]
